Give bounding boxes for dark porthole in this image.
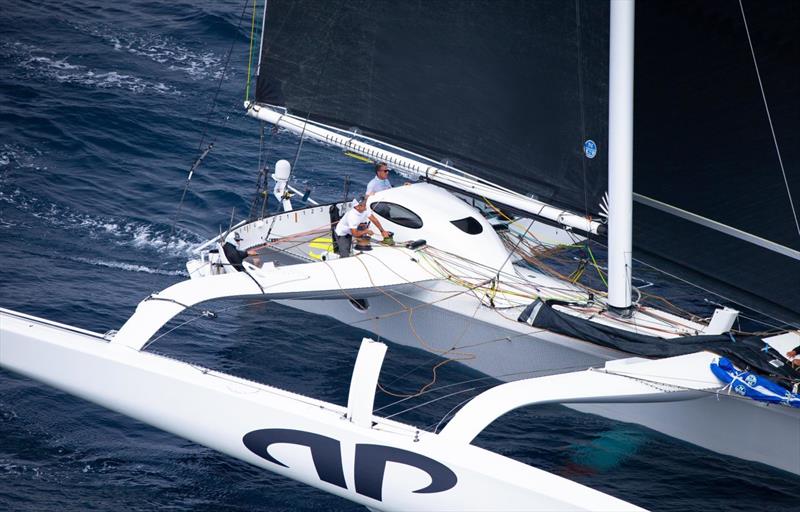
[450,217,483,234]
[349,298,370,311]
[371,202,423,229]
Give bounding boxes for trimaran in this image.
[1,1,798,509]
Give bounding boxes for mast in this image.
[607,0,634,314]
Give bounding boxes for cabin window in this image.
[370,202,423,229]
[450,217,483,235]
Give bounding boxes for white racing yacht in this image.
[1,1,799,509]
[179,0,800,474]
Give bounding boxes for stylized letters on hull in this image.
[243,428,457,501]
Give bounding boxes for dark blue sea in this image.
[0,1,797,510]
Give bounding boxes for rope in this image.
[602,367,799,408]
[494,216,535,283]
[287,111,311,184]
[738,0,800,239]
[586,245,608,288]
[196,0,251,154]
[618,238,797,330]
[313,252,487,397]
[168,0,252,241]
[248,122,269,220]
[244,0,258,102]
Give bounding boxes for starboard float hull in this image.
[0,308,643,511]
[573,394,800,475]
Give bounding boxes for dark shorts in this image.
[336,234,352,257]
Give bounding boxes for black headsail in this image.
[254,0,799,327]
[632,1,799,327]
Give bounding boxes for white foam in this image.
[86,25,224,80]
[1,188,202,257]
[0,143,41,170]
[3,41,179,95]
[0,403,18,421]
[25,55,81,70]
[71,257,187,277]
[128,224,196,255]
[55,69,179,95]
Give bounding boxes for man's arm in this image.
[350,226,373,237]
[368,214,389,237]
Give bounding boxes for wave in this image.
[83,23,226,81]
[0,143,45,171]
[1,41,179,95]
[69,256,187,276]
[0,184,203,257]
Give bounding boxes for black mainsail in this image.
[255,0,609,213]
[253,0,799,326]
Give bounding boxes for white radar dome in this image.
[273,159,292,181]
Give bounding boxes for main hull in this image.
[277,292,616,380]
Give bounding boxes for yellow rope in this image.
[482,195,514,222]
[244,0,258,102]
[586,245,608,288]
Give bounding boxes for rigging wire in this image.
[286,111,311,184]
[170,0,252,237]
[738,0,800,239]
[146,325,797,436]
[243,0,258,103]
[594,234,798,331]
[146,0,252,294]
[318,253,486,396]
[142,237,561,401]
[493,215,535,283]
[247,122,276,220]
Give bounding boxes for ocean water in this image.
[0,1,797,511]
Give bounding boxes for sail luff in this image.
[255,0,268,82]
[607,0,635,311]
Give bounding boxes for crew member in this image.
[334,196,389,257]
[366,162,392,196]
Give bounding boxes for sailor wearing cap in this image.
[334,196,390,257]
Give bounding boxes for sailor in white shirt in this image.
[334,195,389,257]
[366,162,392,196]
